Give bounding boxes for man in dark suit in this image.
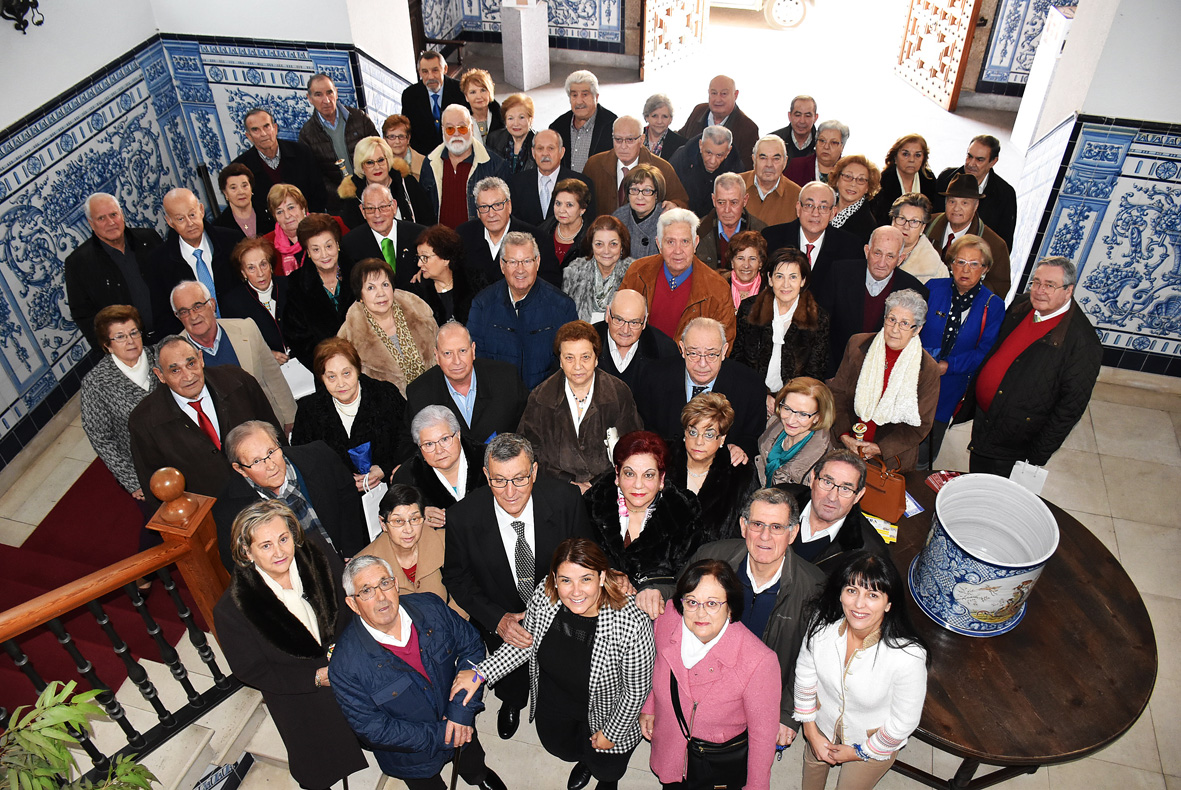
[441,433,593,738]
[65,193,162,347]
[924,173,1011,298]
[762,181,862,273]
[232,107,328,215]
[400,50,469,156]
[592,288,679,392]
[509,129,594,226]
[403,321,529,446]
[675,76,760,171]
[811,226,929,377]
[769,95,819,161]
[456,178,561,286]
[146,188,241,336]
[129,335,284,509]
[934,135,1017,248]
[695,173,766,271]
[669,126,744,219]
[548,70,618,172]
[339,183,426,289]
[633,317,766,457]
[213,422,367,571]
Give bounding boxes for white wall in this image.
[1083,0,1181,123]
[150,0,352,43]
[346,0,416,78]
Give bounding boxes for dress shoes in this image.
[476,771,507,790]
[497,704,521,739]
[567,762,593,790]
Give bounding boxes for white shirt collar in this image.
[756,177,780,201]
[370,226,397,245]
[564,373,596,433]
[746,556,785,594]
[485,226,507,258]
[608,333,636,370]
[709,112,731,128]
[977,171,991,192]
[680,617,730,668]
[493,496,537,592]
[170,382,215,425]
[431,451,469,501]
[799,227,826,251]
[359,605,414,647]
[800,501,847,544]
[178,234,213,272]
[1035,300,1071,322]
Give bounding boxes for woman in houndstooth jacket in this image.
[451,538,655,790]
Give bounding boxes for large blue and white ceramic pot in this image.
[909,474,1059,637]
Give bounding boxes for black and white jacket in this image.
[80,348,159,493]
[477,582,655,752]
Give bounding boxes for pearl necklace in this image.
[556,220,583,243]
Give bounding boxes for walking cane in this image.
[449,743,464,790]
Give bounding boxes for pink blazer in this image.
[642,607,782,788]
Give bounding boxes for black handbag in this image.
[669,670,748,790]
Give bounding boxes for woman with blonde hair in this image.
[828,154,881,245]
[337,135,432,228]
[460,68,502,144]
[755,377,835,486]
[484,93,536,173]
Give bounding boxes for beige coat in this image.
[337,293,438,396]
[898,234,949,284]
[195,318,297,425]
[359,525,467,618]
[755,416,832,486]
[740,170,802,226]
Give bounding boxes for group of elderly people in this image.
[70,55,1090,790]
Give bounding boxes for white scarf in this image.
[113,351,152,391]
[255,558,322,645]
[332,383,363,437]
[853,333,924,427]
[680,617,730,669]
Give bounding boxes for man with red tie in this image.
[923,173,1011,298]
[760,181,861,272]
[129,335,284,509]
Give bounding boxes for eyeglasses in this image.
[108,329,142,343]
[503,257,537,268]
[443,124,471,136]
[612,135,641,144]
[681,598,726,612]
[892,216,925,229]
[628,186,657,197]
[385,132,408,142]
[238,446,282,469]
[815,475,859,498]
[362,157,387,168]
[684,351,722,362]
[350,576,397,601]
[777,403,817,420]
[385,515,425,528]
[476,199,509,214]
[420,431,457,453]
[1029,278,1069,292]
[747,520,791,535]
[361,202,395,215]
[885,315,917,331]
[416,253,438,263]
[608,314,644,329]
[798,201,833,213]
[839,173,869,185]
[685,426,720,441]
[174,299,212,319]
[488,473,532,489]
[952,258,984,270]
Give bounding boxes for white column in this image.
[501,1,551,91]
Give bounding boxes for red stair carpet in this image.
[1,460,203,717]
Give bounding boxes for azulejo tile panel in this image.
[425,0,622,43]
[1010,115,1074,295]
[980,0,1078,89]
[357,51,411,130]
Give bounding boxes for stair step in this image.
[68,707,214,790]
[114,657,218,715]
[196,688,264,766]
[243,710,387,790]
[174,630,230,680]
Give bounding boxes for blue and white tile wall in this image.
[1022,116,1181,376]
[1010,114,1074,296]
[0,34,406,468]
[977,0,1078,96]
[424,0,623,52]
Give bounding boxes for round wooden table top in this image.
[891,472,1158,765]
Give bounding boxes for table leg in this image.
[951,759,979,789]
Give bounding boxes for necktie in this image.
[617,166,631,207]
[380,237,396,275]
[691,385,707,399]
[805,243,815,266]
[943,231,956,260]
[192,249,220,317]
[509,520,534,604]
[188,398,221,449]
[431,93,441,126]
[1033,313,1043,323]
[540,177,552,218]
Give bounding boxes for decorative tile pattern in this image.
[1011,114,1074,292]
[357,51,411,130]
[425,0,623,45]
[979,0,1079,92]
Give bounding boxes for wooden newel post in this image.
[147,467,229,639]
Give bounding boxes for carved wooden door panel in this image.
[895,0,984,111]
[639,0,707,80]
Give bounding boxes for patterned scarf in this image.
[829,196,866,229]
[364,302,428,384]
[644,128,668,157]
[940,282,982,360]
[248,462,335,551]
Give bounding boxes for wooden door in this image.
[639,0,707,81]
[895,0,984,111]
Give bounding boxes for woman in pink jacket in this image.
[640,560,782,790]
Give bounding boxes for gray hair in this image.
[888,193,933,223]
[884,289,928,328]
[643,93,674,120]
[789,95,817,115]
[225,420,282,465]
[564,70,600,97]
[811,448,867,493]
[753,134,787,162]
[681,316,726,347]
[341,554,394,596]
[361,182,394,206]
[484,432,536,467]
[169,280,212,311]
[84,193,120,222]
[442,103,473,126]
[800,180,838,205]
[410,405,461,445]
[740,487,800,525]
[657,208,700,244]
[500,230,540,260]
[817,119,850,145]
[418,49,446,68]
[473,176,510,202]
[435,319,472,344]
[713,172,746,195]
[243,107,276,126]
[1034,256,1077,287]
[154,334,199,365]
[701,125,733,147]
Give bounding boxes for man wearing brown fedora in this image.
[924,173,1010,299]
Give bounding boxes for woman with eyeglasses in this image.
[890,193,946,284]
[613,164,666,260]
[518,320,643,492]
[291,337,410,493]
[358,483,467,616]
[484,93,536,174]
[918,234,1004,467]
[641,559,782,790]
[756,378,834,486]
[381,114,424,180]
[869,134,939,221]
[390,405,487,528]
[827,155,881,246]
[562,215,635,324]
[337,135,433,229]
[409,224,485,325]
[828,290,940,472]
[214,499,367,790]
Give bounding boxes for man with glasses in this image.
[330,554,507,790]
[583,115,689,217]
[212,421,366,571]
[694,172,766,271]
[740,135,802,226]
[390,405,488,528]
[146,188,241,336]
[456,177,560,285]
[760,181,861,270]
[592,289,678,392]
[442,433,593,739]
[298,73,379,197]
[468,231,578,388]
[171,280,296,430]
[421,104,510,228]
[924,173,1011,298]
[669,125,745,219]
[956,256,1101,477]
[400,50,470,156]
[340,183,427,288]
[129,335,283,510]
[232,107,328,216]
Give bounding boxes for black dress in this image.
[290,373,410,475]
[220,275,290,354]
[406,261,487,326]
[665,442,758,543]
[830,200,877,246]
[282,257,356,369]
[485,128,536,175]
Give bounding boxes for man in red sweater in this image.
[958,256,1102,476]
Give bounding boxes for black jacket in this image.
[538,214,589,269]
[212,441,368,572]
[339,220,426,290]
[335,172,434,230]
[584,472,703,591]
[455,217,562,287]
[389,436,488,511]
[290,374,410,476]
[666,442,758,543]
[778,482,888,573]
[220,275,289,354]
[298,105,380,198]
[485,128,536,175]
[934,166,1018,249]
[761,221,863,274]
[64,228,162,347]
[509,166,596,227]
[668,137,745,218]
[591,320,680,393]
[401,78,470,155]
[281,256,356,369]
[232,139,330,216]
[771,124,816,161]
[145,227,243,336]
[211,209,252,239]
[869,166,939,221]
[406,261,487,327]
[549,106,619,169]
[831,202,878,246]
[732,294,830,388]
[648,129,687,163]
[402,357,529,447]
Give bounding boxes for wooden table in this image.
[887,472,1158,789]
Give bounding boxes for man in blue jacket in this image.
[330,555,506,790]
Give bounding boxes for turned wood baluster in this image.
[157,566,231,689]
[124,582,201,706]
[85,598,175,726]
